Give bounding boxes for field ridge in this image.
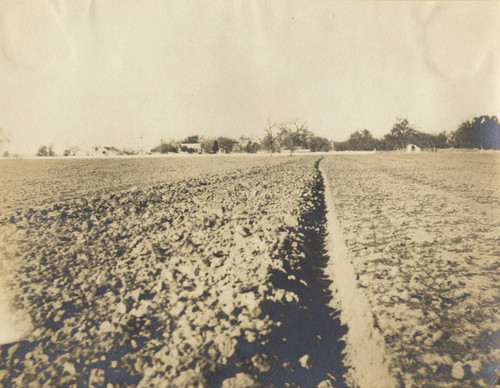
[320,160,397,388]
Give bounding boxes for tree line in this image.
[334,116,499,151]
[152,135,260,154]
[1,115,498,157]
[152,120,333,156]
[334,119,448,151]
[153,116,499,156]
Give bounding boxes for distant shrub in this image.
[37,145,56,157]
[63,146,80,156]
[181,146,197,154]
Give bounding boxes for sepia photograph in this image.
[0,1,499,387]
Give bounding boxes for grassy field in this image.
[0,152,498,387]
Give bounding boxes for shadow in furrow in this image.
[208,159,348,387]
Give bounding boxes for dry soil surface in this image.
[0,156,347,387]
[322,153,499,387]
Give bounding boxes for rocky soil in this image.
[322,153,500,387]
[0,156,347,387]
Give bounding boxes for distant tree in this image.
[37,144,56,157]
[307,136,333,152]
[389,118,418,149]
[277,120,311,155]
[217,137,238,153]
[151,140,178,153]
[448,116,500,149]
[448,120,474,148]
[200,138,216,154]
[63,146,80,156]
[212,139,220,154]
[434,132,449,148]
[409,131,448,149]
[180,146,197,154]
[245,140,260,153]
[378,133,400,150]
[183,135,200,144]
[334,129,377,151]
[474,116,500,149]
[235,136,260,153]
[353,129,377,150]
[261,121,280,155]
[199,138,222,154]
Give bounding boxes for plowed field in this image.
[0,156,347,387]
[0,152,498,387]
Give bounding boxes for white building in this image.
[406,144,421,153]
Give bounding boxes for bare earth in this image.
[0,152,498,387]
[1,156,347,386]
[322,152,499,387]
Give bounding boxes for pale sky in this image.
[0,0,499,155]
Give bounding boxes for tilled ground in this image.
[0,156,293,215]
[0,156,347,387]
[322,153,500,388]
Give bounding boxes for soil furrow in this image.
[207,159,348,388]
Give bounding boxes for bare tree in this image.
[262,121,279,155]
[278,120,311,155]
